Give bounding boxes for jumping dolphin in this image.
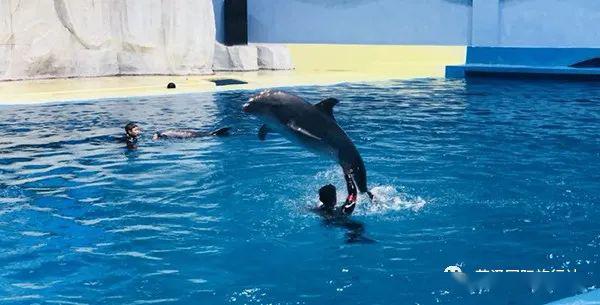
[243,90,373,199]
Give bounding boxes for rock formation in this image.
[255,44,294,70]
[213,42,294,71]
[213,42,258,71]
[0,0,216,80]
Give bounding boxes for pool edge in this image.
[0,44,466,105]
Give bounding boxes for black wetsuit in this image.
[312,176,374,243]
[313,207,374,244]
[314,173,358,216]
[122,135,138,150]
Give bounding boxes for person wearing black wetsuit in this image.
[122,122,230,144]
[316,173,358,217]
[124,122,142,149]
[313,178,374,243]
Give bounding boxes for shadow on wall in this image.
[445,0,472,5]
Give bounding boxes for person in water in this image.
[123,122,230,148]
[152,126,230,140]
[124,122,142,149]
[316,174,358,217]
[313,180,374,243]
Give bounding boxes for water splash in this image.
[309,167,427,216]
[354,185,427,215]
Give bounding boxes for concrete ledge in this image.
[447,64,600,80]
[467,47,600,67]
[446,47,600,79]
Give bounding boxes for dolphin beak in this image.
[242,102,251,113]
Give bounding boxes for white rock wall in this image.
[255,44,294,70]
[213,42,259,71]
[213,42,294,71]
[0,0,216,80]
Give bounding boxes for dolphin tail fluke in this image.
[210,127,231,136]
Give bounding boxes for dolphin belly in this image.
[270,122,338,161]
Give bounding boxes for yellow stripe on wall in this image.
[288,44,465,79]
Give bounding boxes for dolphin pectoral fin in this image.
[314,98,339,119]
[210,127,231,136]
[258,124,270,141]
[287,121,322,140]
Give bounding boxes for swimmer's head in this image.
[319,184,337,210]
[125,122,142,138]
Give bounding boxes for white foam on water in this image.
[286,167,428,218]
[354,185,427,216]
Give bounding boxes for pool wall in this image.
[212,0,600,79]
[212,0,471,45]
[446,47,600,79]
[447,1,600,79]
[246,0,471,45]
[213,0,600,47]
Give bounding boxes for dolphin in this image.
[243,90,373,199]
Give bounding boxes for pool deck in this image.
[446,47,600,79]
[0,44,465,105]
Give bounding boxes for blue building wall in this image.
[246,0,472,45]
[212,0,600,48]
[499,0,600,47]
[471,0,499,46]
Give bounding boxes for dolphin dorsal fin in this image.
[314,98,339,119]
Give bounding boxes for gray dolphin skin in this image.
[243,90,372,197]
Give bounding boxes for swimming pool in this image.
[1,78,599,304]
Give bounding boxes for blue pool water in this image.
[1,79,599,305]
